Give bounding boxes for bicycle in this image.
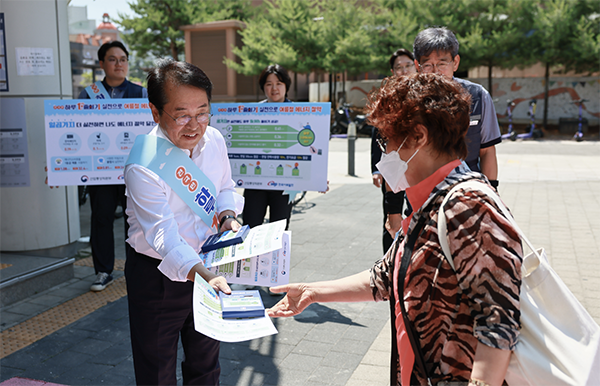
[501,99,517,141]
[571,99,588,142]
[290,191,307,207]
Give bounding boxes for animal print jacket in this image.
[370,162,522,385]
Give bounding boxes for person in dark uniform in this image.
[371,49,417,254]
[384,27,502,238]
[242,64,294,230]
[78,41,147,291]
[412,27,501,182]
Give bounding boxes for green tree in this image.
[369,0,420,75]
[519,0,599,128]
[116,0,257,60]
[458,0,535,95]
[569,9,600,75]
[226,0,324,76]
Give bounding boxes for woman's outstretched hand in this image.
[267,283,314,318]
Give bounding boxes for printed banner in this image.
[211,102,330,192]
[44,98,153,186]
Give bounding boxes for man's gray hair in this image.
[413,27,459,62]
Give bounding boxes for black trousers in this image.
[243,189,292,230]
[89,184,127,274]
[125,246,220,386]
[381,184,394,254]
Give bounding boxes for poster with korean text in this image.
[44,99,153,186]
[211,102,330,192]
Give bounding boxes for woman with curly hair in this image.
[268,73,522,386]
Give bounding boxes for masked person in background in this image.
[371,48,417,254]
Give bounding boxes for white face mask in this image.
[375,138,419,193]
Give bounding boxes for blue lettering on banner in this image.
[194,186,216,214]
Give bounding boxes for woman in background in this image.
[242,64,294,230]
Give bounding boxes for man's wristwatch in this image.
[219,214,236,229]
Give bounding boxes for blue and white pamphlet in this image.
[192,273,277,342]
[201,225,251,253]
[219,290,265,319]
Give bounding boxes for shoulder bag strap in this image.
[398,215,433,386]
[437,180,540,274]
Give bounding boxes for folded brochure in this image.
[192,273,277,342]
[201,224,250,253]
[219,290,265,319]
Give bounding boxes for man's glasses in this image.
[376,138,387,153]
[162,110,212,126]
[419,61,451,73]
[106,57,129,65]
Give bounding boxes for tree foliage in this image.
[116,0,257,60]
[116,0,599,104]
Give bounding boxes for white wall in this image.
[1,0,80,251]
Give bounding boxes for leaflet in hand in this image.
[192,273,277,342]
[219,290,265,319]
[201,220,287,268]
[207,231,291,287]
[201,225,250,253]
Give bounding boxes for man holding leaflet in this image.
[78,41,147,292]
[124,59,243,386]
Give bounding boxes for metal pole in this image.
[347,121,356,176]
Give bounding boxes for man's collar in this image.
[102,77,127,90]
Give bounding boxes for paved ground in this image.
[1,136,599,386]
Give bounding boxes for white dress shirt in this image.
[125,125,244,282]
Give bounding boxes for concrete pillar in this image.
[0,0,80,252]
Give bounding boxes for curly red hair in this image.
[366,73,471,160]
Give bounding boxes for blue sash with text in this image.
[85,81,111,99]
[126,135,219,231]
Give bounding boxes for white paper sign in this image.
[211,102,330,192]
[192,273,278,343]
[16,47,54,76]
[208,231,291,287]
[201,220,287,268]
[44,99,154,186]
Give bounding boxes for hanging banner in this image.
[211,102,330,192]
[44,98,154,186]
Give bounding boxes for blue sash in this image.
[126,134,219,232]
[85,81,111,99]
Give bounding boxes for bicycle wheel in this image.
[291,191,306,207]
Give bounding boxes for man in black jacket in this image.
[79,41,147,291]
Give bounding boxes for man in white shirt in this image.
[124,59,244,386]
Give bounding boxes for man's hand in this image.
[187,262,231,294]
[372,174,383,188]
[219,211,241,232]
[386,213,402,237]
[267,283,315,318]
[207,274,231,295]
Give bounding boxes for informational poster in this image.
[207,231,291,287]
[193,273,278,343]
[201,220,287,268]
[0,14,8,91]
[44,99,154,186]
[211,102,330,192]
[16,47,54,76]
[0,99,30,187]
